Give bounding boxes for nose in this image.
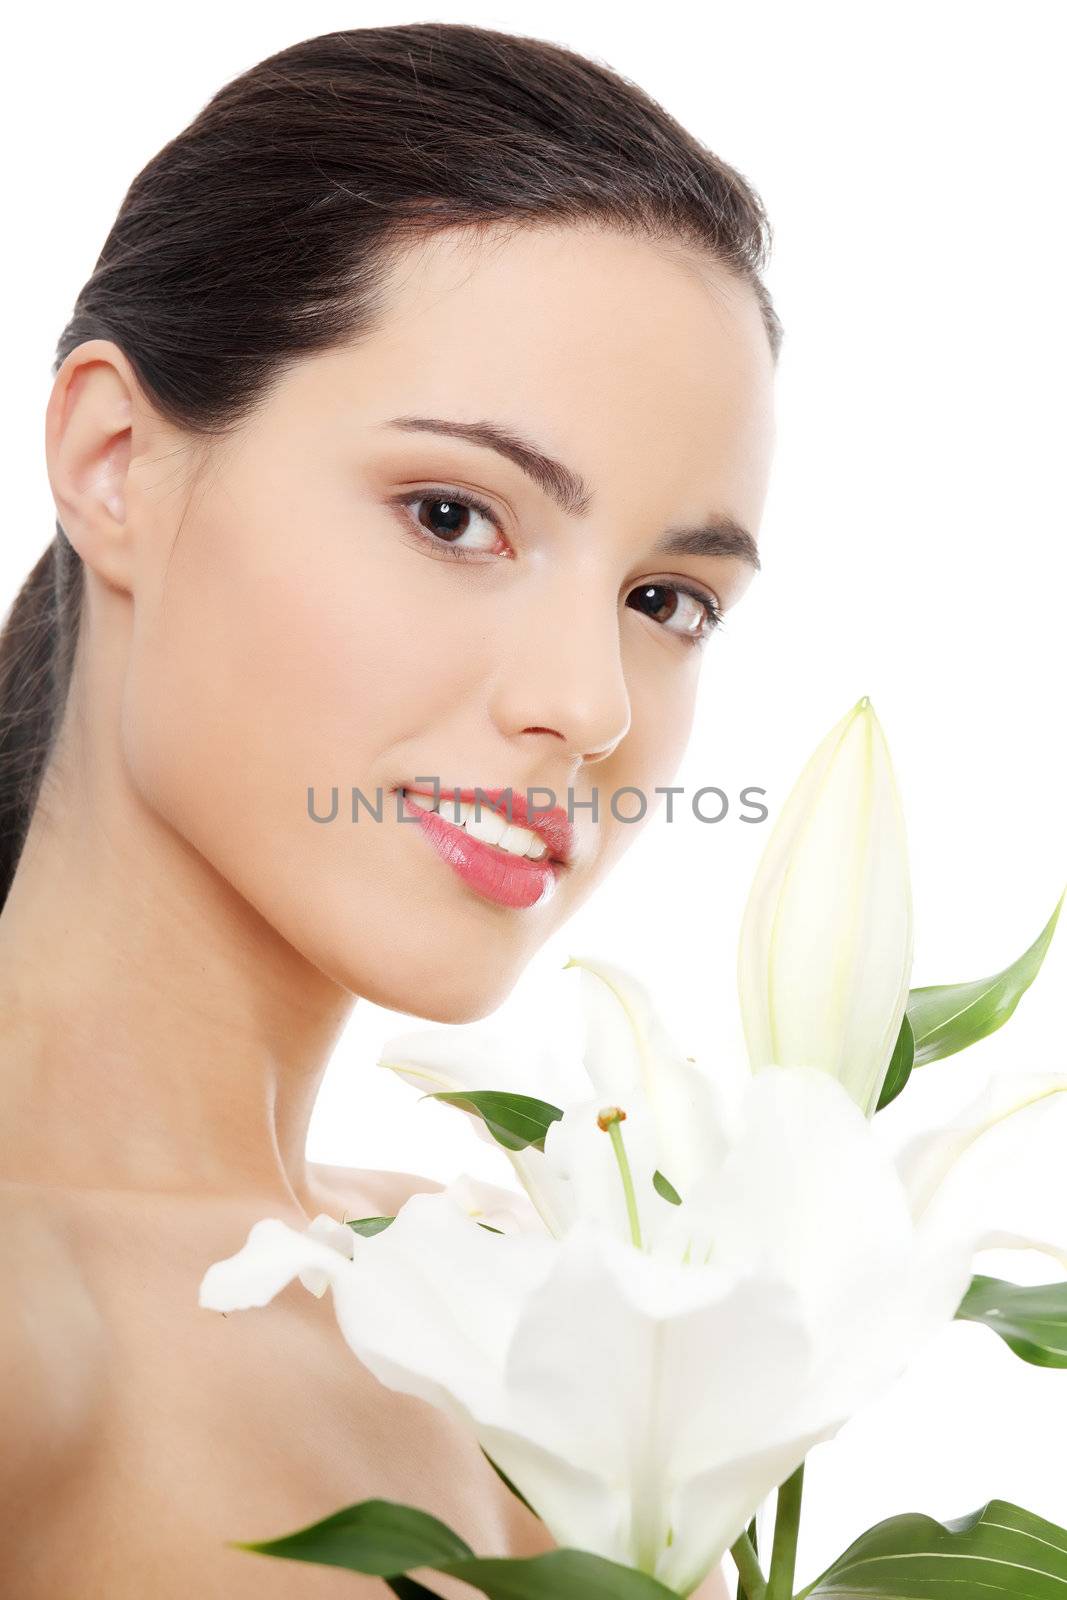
[486,583,632,766]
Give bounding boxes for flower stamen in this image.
[598,1106,644,1250]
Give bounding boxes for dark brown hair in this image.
[0,21,781,910]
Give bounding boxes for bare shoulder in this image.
[308,1162,445,1221]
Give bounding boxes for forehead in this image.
[270,221,776,526]
[370,219,771,415]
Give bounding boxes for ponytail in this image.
[0,525,83,909]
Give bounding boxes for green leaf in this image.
[441,1550,679,1598]
[875,1011,915,1112]
[230,1498,474,1574]
[387,1580,448,1599]
[424,1090,564,1152]
[652,1169,683,1206]
[873,895,1063,1113]
[797,1497,1067,1598]
[907,892,1063,1068]
[955,1273,1067,1367]
[348,1214,503,1240]
[229,1495,679,1598]
[346,1216,395,1238]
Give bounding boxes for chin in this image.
[337,957,518,1025]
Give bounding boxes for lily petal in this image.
[895,1071,1067,1272]
[497,1223,817,1581]
[300,1212,357,1297]
[440,1173,543,1235]
[378,1023,584,1236]
[198,1217,354,1312]
[378,1021,582,1109]
[697,1065,915,1333]
[565,955,735,1194]
[378,1024,526,1154]
[322,1192,559,1426]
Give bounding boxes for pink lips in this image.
[399,787,568,910]
[404,786,575,865]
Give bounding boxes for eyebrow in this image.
[378,414,761,572]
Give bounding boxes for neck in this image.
[0,761,354,1216]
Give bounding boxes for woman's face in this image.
[121,221,775,1020]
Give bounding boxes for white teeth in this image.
[462,802,508,849]
[500,822,549,861]
[403,790,551,862]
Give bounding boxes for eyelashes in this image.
[389,485,726,645]
[392,486,505,558]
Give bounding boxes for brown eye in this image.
[400,490,503,554]
[627,582,722,643]
[417,497,473,543]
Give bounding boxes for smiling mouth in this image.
[398,786,571,866]
[397,786,567,913]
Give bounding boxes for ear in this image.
[44,338,163,593]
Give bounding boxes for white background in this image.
[5,2,1065,1589]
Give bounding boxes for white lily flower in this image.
[298,1212,357,1297]
[438,1172,545,1236]
[294,1175,540,1299]
[737,696,914,1116]
[199,1063,1067,1596]
[379,954,733,1249]
[378,1009,588,1237]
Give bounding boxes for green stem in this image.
[766,1462,804,1600]
[730,1526,767,1599]
[605,1115,643,1249]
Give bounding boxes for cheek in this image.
[125,498,464,803]
[118,494,501,972]
[615,639,701,782]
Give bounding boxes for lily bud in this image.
[737,696,914,1116]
